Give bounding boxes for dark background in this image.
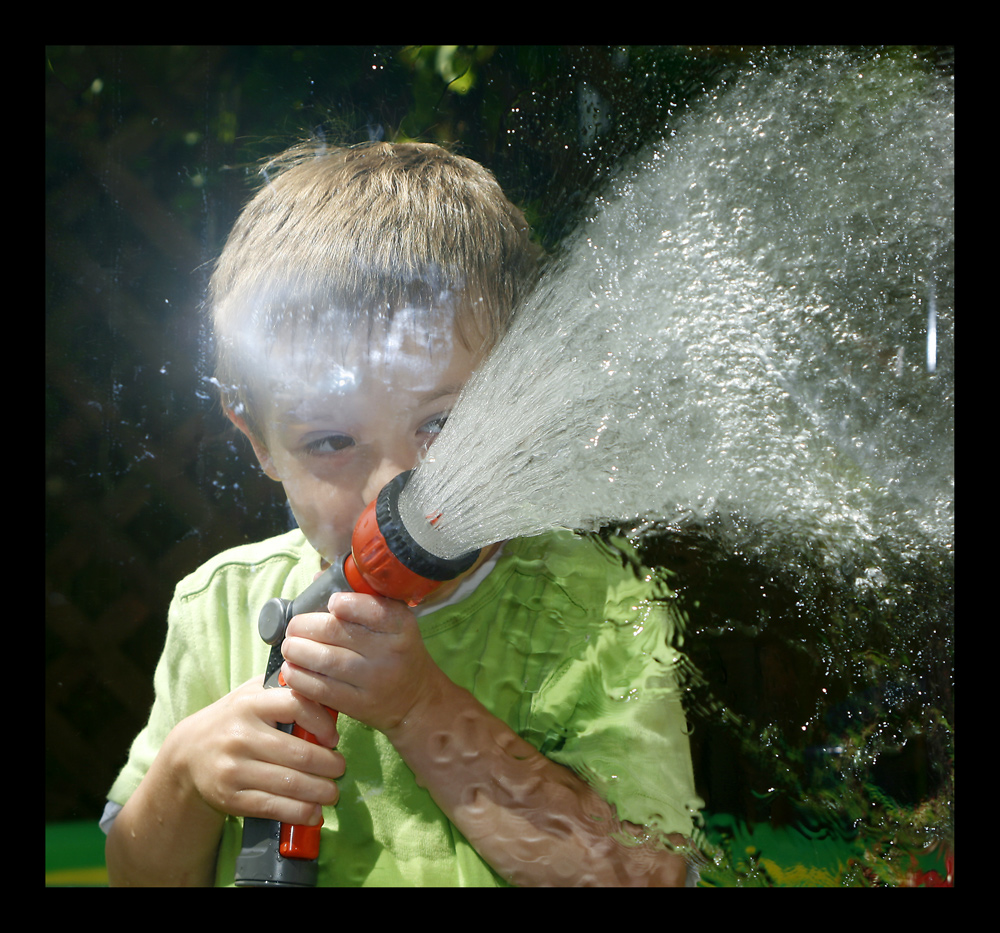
[45,45,952,873]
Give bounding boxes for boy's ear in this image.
[225,408,281,482]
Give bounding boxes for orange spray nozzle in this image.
[347,470,480,606]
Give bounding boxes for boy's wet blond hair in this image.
[208,140,540,439]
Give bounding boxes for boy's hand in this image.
[279,592,444,735]
[168,678,344,827]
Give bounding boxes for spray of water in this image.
[401,50,953,596]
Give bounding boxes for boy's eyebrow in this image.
[412,383,465,405]
[279,383,466,424]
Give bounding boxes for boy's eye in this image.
[304,434,355,454]
[420,414,449,436]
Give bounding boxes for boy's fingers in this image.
[241,675,341,749]
[326,591,411,634]
[288,699,341,751]
[284,610,348,643]
[283,596,410,643]
[233,767,340,824]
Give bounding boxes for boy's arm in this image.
[105,679,342,887]
[385,670,687,886]
[282,591,689,886]
[105,724,225,887]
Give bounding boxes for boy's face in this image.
[230,312,482,565]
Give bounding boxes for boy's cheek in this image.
[277,476,358,561]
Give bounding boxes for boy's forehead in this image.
[265,308,471,410]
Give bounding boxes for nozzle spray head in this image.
[347,469,480,606]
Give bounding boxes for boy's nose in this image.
[361,457,413,509]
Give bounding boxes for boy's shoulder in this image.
[504,528,651,582]
[175,528,319,605]
[499,529,674,611]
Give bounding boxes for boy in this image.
[104,141,699,886]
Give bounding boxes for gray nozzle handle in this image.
[235,558,352,888]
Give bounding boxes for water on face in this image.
[399,48,953,883]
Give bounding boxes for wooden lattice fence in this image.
[46,47,291,821]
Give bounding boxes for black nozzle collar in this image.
[376,470,480,581]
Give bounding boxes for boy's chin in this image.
[310,537,351,571]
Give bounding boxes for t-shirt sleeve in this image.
[106,534,313,810]
[526,555,699,839]
[106,581,234,807]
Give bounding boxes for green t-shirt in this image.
[108,528,698,886]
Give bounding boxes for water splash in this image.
[401,49,953,601]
